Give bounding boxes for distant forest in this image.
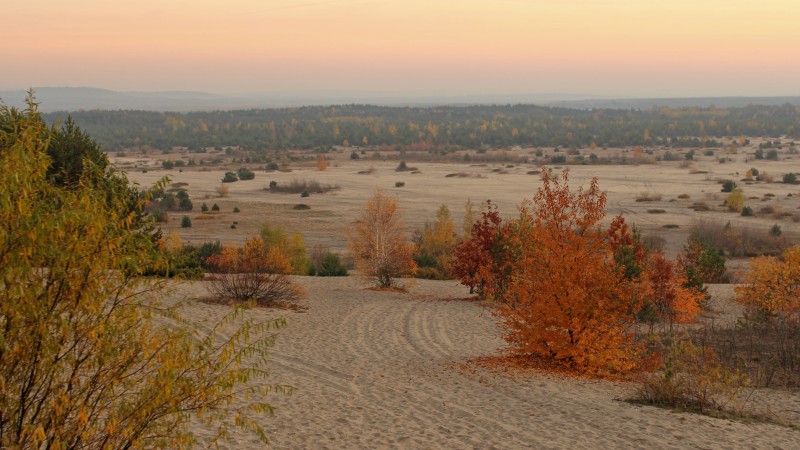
[44,104,800,152]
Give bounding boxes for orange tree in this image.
[347,190,416,288]
[492,170,643,373]
[735,245,800,318]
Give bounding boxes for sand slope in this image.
[174,277,799,449]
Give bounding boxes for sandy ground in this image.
[114,150,800,447]
[168,278,799,449]
[117,148,800,258]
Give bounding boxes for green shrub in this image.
[782,172,797,184]
[741,206,754,216]
[201,202,209,212]
[395,181,405,187]
[315,252,348,276]
[237,167,255,180]
[233,206,241,213]
[181,216,192,228]
[300,190,310,198]
[770,224,782,236]
[222,171,238,183]
[212,203,220,212]
[720,180,737,192]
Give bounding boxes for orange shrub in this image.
[735,246,800,318]
[205,237,303,304]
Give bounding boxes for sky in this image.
[2,0,799,99]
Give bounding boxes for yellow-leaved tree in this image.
[0,96,287,448]
[348,190,417,288]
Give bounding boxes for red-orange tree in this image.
[451,201,505,296]
[493,170,643,373]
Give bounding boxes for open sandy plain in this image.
[116,149,800,448]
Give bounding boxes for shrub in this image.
[314,252,348,277]
[266,162,279,171]
[782,172,797,184]
[267,179,338,194]
[720,180,737,192]
[725,189,744,212]
[741,206,754,216]
[215,183,230,197]
[350,151,360,160]
[260,223,310,275]
[176,190,193,210]
[205,237,304,304]
[636,337,749,413]
[396,161,409,171]
[233,206,241,213]
[222,171,238,183]
[201,202,209,212]
[162,160,175,169]
[181,215,192,228]
[300,190,310,197]
[770,224,782,236]
[413,205,457,280]
[212,203,220,212]
[237,167,256,180]
[395,181,405,187]
[550,155,566,164]
[766,149,778,160]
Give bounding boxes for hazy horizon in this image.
[3,1,799,99]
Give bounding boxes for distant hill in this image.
[0,87,258,112]
[550,96,800,110]
[2,87,800,112]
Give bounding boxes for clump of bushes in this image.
[237,167,256,180]
[266,179,339,194]
[181,216,192,228]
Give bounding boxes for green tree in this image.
[0,97,285,447]
[46,115,108,186]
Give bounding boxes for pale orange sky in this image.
[2,0,799,98]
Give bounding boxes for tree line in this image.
[44,103,800,152]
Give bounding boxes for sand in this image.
[113,150,800,447]
[170,278,799,449]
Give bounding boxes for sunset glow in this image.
[3,0,799,97]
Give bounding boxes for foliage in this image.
[677,238,729,305]
[266,179,338,194]
[735,246,800,317]
[181,215,192,227]
[646,253,704,328]
[260,223,309,276]
[233,206,241,213]
[0,98,285,447]
[212,203,220,212]
[46,115,109,186]
[451,201,505,296]
[741,206,754,216]
[720,180,737,192]
[45,104,800,152]
[491,170,643,373]
[310,252,348,277]
[414,205,457,279]
[237,167,256,180]
[636,336,749,413]
[205,237,304,304]
[725,189,744,212]
[347,190,417,288]
[782,172,797,184]
[770,224,782,236]
[222,171,238,183]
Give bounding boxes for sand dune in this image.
[172,277,799,449]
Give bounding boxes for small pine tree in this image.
[181,215,192,228]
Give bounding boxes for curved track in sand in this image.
[179,277,799,449]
